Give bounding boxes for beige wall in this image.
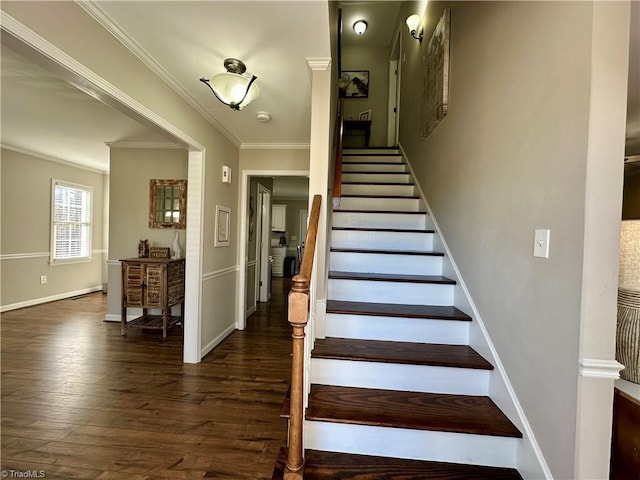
[1,148,106,309]
[397,1,628,478]
[108,147,188,260]
[342,46,390,147]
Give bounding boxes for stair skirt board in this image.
[333,211,433,230]
[330,252,443,276]
[310,359,490,395]
[304,421,518,469]
[325,313,470,345]
[331,230,434,251]
[328,279,454,305]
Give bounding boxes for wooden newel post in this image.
[285,274,309,480]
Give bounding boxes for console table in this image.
[343,120,371,148]
[120,257,185,338]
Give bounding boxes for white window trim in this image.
[50,178,93,265]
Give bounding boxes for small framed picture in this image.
[339,70,369,98]
[215,205,231,247]
[359,109,372,121]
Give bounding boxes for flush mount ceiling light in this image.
[200,58,259,111]
[406,14,423,42]
[353,20,368,36]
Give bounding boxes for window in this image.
[51,179,92,263]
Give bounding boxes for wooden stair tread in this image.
[313,338,493,370]
[342,161,405,165]
[343,171,409,175]
[272,447,523,480]
[332,226,435,233]
[307,385,522,438]
[326,300,472,321]
[329,271,455,284]
[331,247,443,256]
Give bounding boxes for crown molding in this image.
[77,1,240,148]
[1,143,108,174]
[306,58,332,71]
[240,143,310,150]
[105,141,184,149]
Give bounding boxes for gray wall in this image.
[342,46,390,147]
[397,1,628,477]
[1,147,106,309]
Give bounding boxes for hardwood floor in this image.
[1,279,292,479]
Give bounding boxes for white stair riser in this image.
[343,173,412,184]
[328,279,454,305]
[333,212,431,230]
[343,153,402,161]
[332,230,434,251]
[341,184,416,197]
[311,359,489,396]
[342,163,407,173]
[339,197,421,211]
[305,422,518,468]
[325,313,470,345]
[330,252,443,275]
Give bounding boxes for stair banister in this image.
[332,99,344,209]
[285,194,322,480]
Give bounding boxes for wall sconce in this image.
[353,20,368,36]
[200,58,259,111]
[406,14,423,42]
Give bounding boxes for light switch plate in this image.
[533,229,550,258]
[222,165,231,184]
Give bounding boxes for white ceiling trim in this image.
[1,143,107,174]
[77,1,240,148]
[105,141,184,149]
[240,143,310,150]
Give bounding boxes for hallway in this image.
[0,279,293,479]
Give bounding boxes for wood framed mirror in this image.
[149,179,187,229]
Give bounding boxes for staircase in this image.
[273,148,523,479]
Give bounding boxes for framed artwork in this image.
[359,109,372,121]
[215,205,231,247]
[421,8,451,138]
[339,70,369,98]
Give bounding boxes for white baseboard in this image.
[246,305,257,318]
[1,286,103,313]
[200,323,236,359]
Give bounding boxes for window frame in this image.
[50,179,93,265]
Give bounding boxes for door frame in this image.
[257,184,272,303]
[236,169,310,330]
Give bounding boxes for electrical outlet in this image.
[40,275,47,284]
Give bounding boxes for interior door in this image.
[257,185,272,302]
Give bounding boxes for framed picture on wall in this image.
[215,205,231,247]
[339,70,369,98]
[359,109,372,121]
[422,8,451,138]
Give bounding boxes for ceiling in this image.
[0,1,638,174]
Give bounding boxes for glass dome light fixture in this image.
[200,58,259,111]
[353,19,368,36]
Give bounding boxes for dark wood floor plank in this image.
[272,447,523,480]
[1,280,294,479]
[312,338,493,370]
[307,385,522,438]
[326,300,471,321]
